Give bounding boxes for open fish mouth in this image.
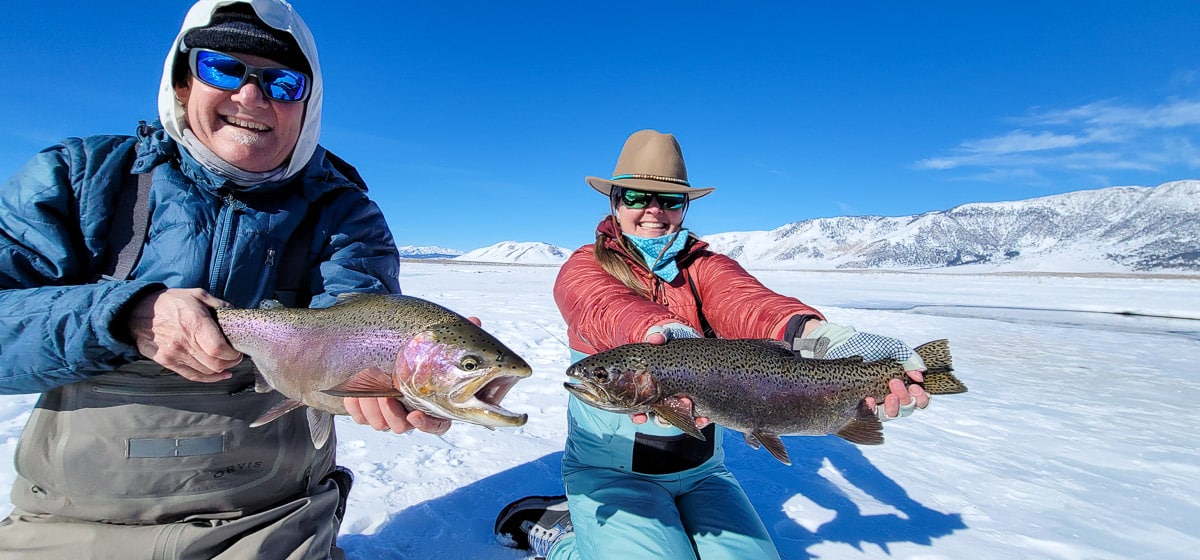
[562,379,637,413]
[562,381,604,405]
[447,368,530,427]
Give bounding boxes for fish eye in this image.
[460,356,480,371]
[592,368,608,383]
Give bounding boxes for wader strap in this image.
[684,271,717,339]
[98,171,153,282]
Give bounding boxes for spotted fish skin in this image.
[564,338,965,465]
[216,293,532,448]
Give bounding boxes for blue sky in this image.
[2,1,1198,251]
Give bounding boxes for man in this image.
[0,1,443,557]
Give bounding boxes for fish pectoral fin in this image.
[650,403,706,440]
[307,408,334,449]
[835,404,885,445]
[322,367,403,398]
[749,430,791,465]
[250,399,305,427]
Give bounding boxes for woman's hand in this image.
[631,325,710,427]
[865,373,930,420]
[799,321,930,421]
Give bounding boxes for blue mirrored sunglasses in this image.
[614,187,688,210]
[188,48,310,103]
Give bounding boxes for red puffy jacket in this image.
[555,218,824,354]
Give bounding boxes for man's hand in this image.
[344,397,452,435]
[127,288,242,382]
[342,314,483,436]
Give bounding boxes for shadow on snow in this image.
[339,436,964,560]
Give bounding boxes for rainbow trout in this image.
[564,338,965,465]
[216,293,532,448]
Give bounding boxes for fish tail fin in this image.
[914,339,968,394]
[836,404,884,445]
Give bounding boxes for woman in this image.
[496,130,931,559]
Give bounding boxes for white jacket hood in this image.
[157,0,322,181]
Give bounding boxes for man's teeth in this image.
[226,117,270,131]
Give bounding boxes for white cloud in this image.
[960,130,1086,155]
[917,97,1200,177]
[1028,98,1200,129]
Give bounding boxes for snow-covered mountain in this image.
[397,245,463,259]
[438,181,1197,272]
[702,180,1200,273]
[456,241,572,265]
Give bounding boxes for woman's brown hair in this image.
[592,220,653,300]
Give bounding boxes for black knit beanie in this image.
[174,3,310,86]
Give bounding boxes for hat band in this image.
[611,173,691,187]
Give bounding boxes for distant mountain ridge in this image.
[398,245,463,259]
[456,241,572,265]
[428,181,1199,273]
[702,180,1200,272]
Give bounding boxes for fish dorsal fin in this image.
[307,408,334,449]
[257,299,286,310]
[651,399,706,441]
[320,367,404,398]
[745,430,792,465]
[250,399,305,427]
[332,292,371,305]
[745,338,798,357]
[835,404,885,445]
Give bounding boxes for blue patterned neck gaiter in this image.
[624,230,690,282]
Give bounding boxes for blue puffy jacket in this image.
[0,121,401,394]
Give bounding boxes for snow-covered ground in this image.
[2,262,1197,559]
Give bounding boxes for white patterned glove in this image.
[795,322,925,370]
[794,322,926,421]
[645,322,703,342]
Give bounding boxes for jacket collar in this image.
[593,216,709,270]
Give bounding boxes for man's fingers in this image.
[193,321,243,364]
[344,397,366,423]
[408,410,451,435]
[348,397,391,431]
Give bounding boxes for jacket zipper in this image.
[90,375,249,397]
[208,192,244,297]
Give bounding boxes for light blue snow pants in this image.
[550,462,779,560]
[550,394,779,560]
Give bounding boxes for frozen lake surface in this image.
[2,263,1197,559]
